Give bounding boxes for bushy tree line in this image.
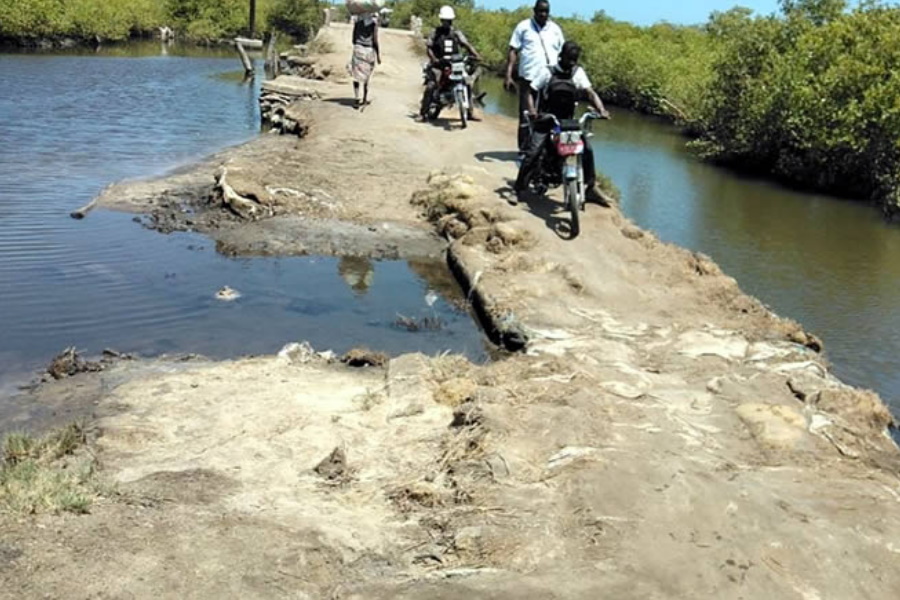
[695,0,900,207]
[0,0,167,40]
[0,0,323,43]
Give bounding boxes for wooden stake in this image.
[236,41,254,76]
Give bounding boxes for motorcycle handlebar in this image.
[522,111,610,127]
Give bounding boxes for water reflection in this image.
[338,256,375,295]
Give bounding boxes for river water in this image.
[2,48,898,418]
[0,43,487,394]
[481,78,900,415]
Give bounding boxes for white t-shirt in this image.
[508,18,565,83]
[530,65,592,93]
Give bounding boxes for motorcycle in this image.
[421,54,479,129]
[524,111,606,236]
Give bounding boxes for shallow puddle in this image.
[0,212,488,394]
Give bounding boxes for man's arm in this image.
[505,24,522,90]
[425,31,437,64]
[456,31,481,61]
[461,40,481,61]
[505,47,518,90]
[573,68,609,117]
[374,23,381,63]
[585,88,610,118]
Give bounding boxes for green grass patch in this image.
[0,424,100,516]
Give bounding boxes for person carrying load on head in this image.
[349,9,381,109]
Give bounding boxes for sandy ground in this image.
[3,24,900,599]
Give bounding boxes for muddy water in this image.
[0,45,486,395]
[482,78,900,414]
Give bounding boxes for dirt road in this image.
[3,24,900,599]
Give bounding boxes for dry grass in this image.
[429,353,474,384]
[434,378,478,407]
[0,424,100,515]
[308,30,335,54]
[355,387,385,412]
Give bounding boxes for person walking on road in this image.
[350,12,381,109]
[504,0,565,151]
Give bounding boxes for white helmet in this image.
[439,5,456,20]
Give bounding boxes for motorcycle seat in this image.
[559,119,581,132]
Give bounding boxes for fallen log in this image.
[215,167,269,219]
[660,98,689,121]
[234,37,264,49]
[70,197,99,220]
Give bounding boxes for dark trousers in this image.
[517,79,540,151]
[421,66,473,117]
[515,129,597,192]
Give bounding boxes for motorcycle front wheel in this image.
[565,178,581,238]
[455,88,468,129]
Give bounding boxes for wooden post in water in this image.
[265,32,280,79]
[249,0,257,38]
[236,41,254,76]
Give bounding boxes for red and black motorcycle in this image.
[524,111,606,236]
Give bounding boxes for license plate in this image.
[564,164,579,180]
[556,142,584,157]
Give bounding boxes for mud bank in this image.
[5,23,900,599]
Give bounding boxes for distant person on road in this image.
[350,12,381,109]
[513,41,610,206]
[505,0,565,151]
[420,5,483,121]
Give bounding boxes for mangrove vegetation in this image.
[0,0,325,44]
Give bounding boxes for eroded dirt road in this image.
[3,24,900,599]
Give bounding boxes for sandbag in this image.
[346,0,385,15]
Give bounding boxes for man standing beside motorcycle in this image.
[512,41,610,206]
[505,0,565,152]
[419,6,482,121]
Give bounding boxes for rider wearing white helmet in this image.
[438,5,455,20]
[421,5,482,120]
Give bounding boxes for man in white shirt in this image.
[504,0,565,151]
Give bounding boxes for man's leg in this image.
[513,130,549,203]
[582,141,610,206]
[582,141,596,189]
[466,85,480,121]
[420,68,441,117]
[517,79,533,151]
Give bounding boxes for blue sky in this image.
[478,0,783,25]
